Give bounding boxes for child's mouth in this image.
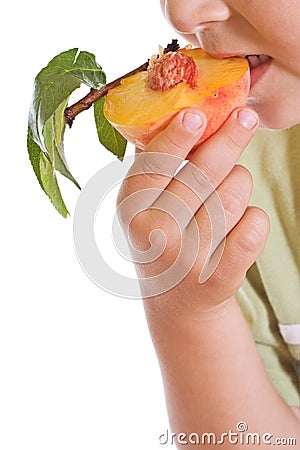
[245,55,272,87]
[245,54,271,69]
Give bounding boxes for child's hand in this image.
[117,107,270,314]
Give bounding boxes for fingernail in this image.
[183,112,203,131]
[238,110,259,130]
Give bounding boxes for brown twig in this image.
[64,62,149,127]
[64,39,180,127]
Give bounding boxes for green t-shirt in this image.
[236,124,300,407]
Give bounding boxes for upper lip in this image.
[204,52,273,70]
[194,29,272,61]
[205,52,248,58]
[205,51,271,60]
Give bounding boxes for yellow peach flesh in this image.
[104,48,250,150]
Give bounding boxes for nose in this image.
[164,0,231,33]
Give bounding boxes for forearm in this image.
[121,111,300,446]
[143,295,300,448]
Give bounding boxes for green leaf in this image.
[27,127,45,193]
[39,153,68,218]
[27,48,106,217]
[29,48,106,151]
[94,97,127,160]
[73,51,106,88]
[43,99,80,189]
[28,127,68,217]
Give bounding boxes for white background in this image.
[0,1,189,449]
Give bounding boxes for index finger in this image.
[159,108,259,219]
[117,108,207,207]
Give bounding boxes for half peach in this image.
[104,47,250,150]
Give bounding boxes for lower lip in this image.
[249,58,272,88]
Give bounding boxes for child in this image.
[117,0,300,444]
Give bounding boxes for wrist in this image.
[143,293,238,332]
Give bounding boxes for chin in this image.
[247,97,300,131]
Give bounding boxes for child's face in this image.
[161,0,300,130]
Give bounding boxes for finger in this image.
[188,107,259,179]
[117,108,207,209]
[145,164,252,278]
[190,164,253,259]
[201,206,270,288]
[144,107,207,156]
[156,108,258,220]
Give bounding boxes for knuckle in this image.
[221,166,253,218]
[187,162,215,199]
[130,210,149,234]
[236,220,267,254]
[140,153,162,175]
[236,164,252,180]
[135,152,178,182]
[204,264,229,293]
[223,133,243,156]
[129,209,180,256]
[142,170,165,184]
[208,264,227,288]
[157,131,187,156]
[116,196,130,226]
[116,184,127,209]
[129,209,162,237]
[221,186,245,218]
[128,210,153,247]
[116,183,137,225]
[205,255,245,295]
[189,157,218,189]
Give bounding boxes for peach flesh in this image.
[104,48,250,151]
